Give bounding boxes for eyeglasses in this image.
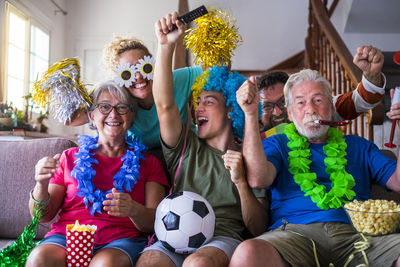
[94,103,132,115]
[262,96,285,112]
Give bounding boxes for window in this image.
[3,2,50,110]
[30,25,50,92]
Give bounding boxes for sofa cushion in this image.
[0,137,77,239]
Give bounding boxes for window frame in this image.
[29,21,50,91]
[2,1,50,109]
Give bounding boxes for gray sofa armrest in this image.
[0,138,77,239]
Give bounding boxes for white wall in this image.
[64,0,309,74]
[188,0,309,70]
[331,0,400,54]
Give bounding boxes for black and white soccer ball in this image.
[154,191,215,254]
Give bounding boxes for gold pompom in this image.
[184,7,242,69]
[191,70,210,110]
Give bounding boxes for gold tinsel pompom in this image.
[191,70,210,110]
[184,7,242,69]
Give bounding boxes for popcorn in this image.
[66,220,97,267]
[69,220,96,232]
[344,199,400,235]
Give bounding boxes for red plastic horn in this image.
[384,120,397,148]
[394,50,400,65]
[384,51,400,148]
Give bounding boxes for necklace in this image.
[284,123,356,210]
[71,134,146,215]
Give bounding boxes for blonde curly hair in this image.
[103,36,152,72]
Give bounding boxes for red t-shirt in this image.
[45,147,169,246]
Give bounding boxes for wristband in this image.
[30,189,50,206]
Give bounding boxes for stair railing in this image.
[305,0,383,142]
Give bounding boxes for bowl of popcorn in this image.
[344,199,400,235]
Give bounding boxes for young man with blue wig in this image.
[136,12,268,267]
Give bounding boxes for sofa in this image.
[0,137,399,251]
[0,137,77,249]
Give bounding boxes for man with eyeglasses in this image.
[258,45,386,139]
[258,72,289,134]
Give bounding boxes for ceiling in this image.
[345,0,400,33]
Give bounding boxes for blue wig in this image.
[202,66,247,139]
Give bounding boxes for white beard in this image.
[293,114,330,139]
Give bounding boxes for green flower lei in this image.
[284,123,356,210]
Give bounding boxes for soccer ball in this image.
[154,191,215,254]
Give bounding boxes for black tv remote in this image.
[169,5,208,32]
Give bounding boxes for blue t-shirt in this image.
[263,134,396,230]
[128,66,202,149]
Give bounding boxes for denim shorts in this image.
[39,234,147,266]
[142,236,241,266]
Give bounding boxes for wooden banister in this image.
[306,0,382,142]
[309,0,362,83]
[327,0,339,18]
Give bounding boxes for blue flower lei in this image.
[70,134,146,215]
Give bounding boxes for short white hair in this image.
[283,69,333,108]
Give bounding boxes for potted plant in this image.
[0,103,15,127]
[36,109,49,133]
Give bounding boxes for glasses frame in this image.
[94,103,133,115]
[262,96,286,112]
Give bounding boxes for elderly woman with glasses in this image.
[26,80,169,267]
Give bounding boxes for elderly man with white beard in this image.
[229,68,400,267]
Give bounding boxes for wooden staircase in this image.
[237,0,384,142]
[305,0,385,142]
